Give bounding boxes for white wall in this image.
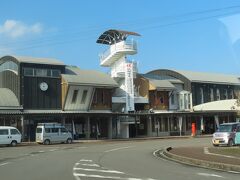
[64,85,93,111]
[169,83,183,110]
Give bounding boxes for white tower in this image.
[97,29,141,138]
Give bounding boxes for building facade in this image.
[0,30,240,141]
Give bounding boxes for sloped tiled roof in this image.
[63,66,118,87]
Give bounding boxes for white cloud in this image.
[220,14,240,44]
[0,20,43,38]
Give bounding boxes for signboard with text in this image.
[125,62,135,112]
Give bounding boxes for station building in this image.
[0,29,240,141]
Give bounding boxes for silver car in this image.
[212,122,240,147]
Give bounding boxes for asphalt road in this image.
[0,137,239,180]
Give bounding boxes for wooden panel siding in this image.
[91,88,112,110]
[23,76,61,109]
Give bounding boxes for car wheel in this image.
[11,140,17,147]
[228,139,234,147]
[44,139,50,145]
[66,138,72,144]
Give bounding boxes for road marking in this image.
[73,167,125,174]
[104,146,134,153]
[203,147,240,160]
[153,149,168,162]
[38,150,45,153]
[0,162,10,167]
[49,149,58,152]
[79,159,92,162]
[76,147,87,149]
[197,173,224,178]
[73,173,143,180]
[228,171,240,174]
[80,163,100,167]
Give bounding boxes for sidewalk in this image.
[161,146,240,172]
[20,135,205,146]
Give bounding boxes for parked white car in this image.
[0,126,22,146]
[36,123,72,145]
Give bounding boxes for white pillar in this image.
[214,115,219,130]
[21,116,24,136]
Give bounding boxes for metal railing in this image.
[99,40,137,63]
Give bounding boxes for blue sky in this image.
[1,0,240,75]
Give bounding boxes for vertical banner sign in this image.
[125,62,135,112]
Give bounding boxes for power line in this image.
[1,4,240,51]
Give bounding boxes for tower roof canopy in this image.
[96,29,140,45]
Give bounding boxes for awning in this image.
[96,29,140,45]
[193,99,240,112]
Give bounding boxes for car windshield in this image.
[218,125,233,132]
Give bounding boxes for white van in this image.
[36,123,72,145]
[0,126,22,146]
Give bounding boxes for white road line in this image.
[38,151,45,153]
[76,147,87,149]
[203,147,209,154]
[104,146,134,153]
[203,147,240,160]
[80,163,100,167]
[228,171,240,174]
[0,162,10,167]
[197,173,224,178]
[49,149,58,152]
[73,173,143,180]
[79,159,92,162]
[153,149,168,162]
[73,167,125,174]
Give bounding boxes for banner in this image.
[125,62,135,112]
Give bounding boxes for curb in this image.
[19,135,211,145]
[158,147,240,173]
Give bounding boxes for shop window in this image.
[35,69,47,77]
[72,90,79,104]
[229,90,234,99]
[81,90,88,104]
[200,88,204,104]
[160,96,164,104]
[24,68,34,76]
[52,69,60,77]
[210,88,214,101]
[216,89,220,101]
[224,89,228,99]
[171,93,175,105]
